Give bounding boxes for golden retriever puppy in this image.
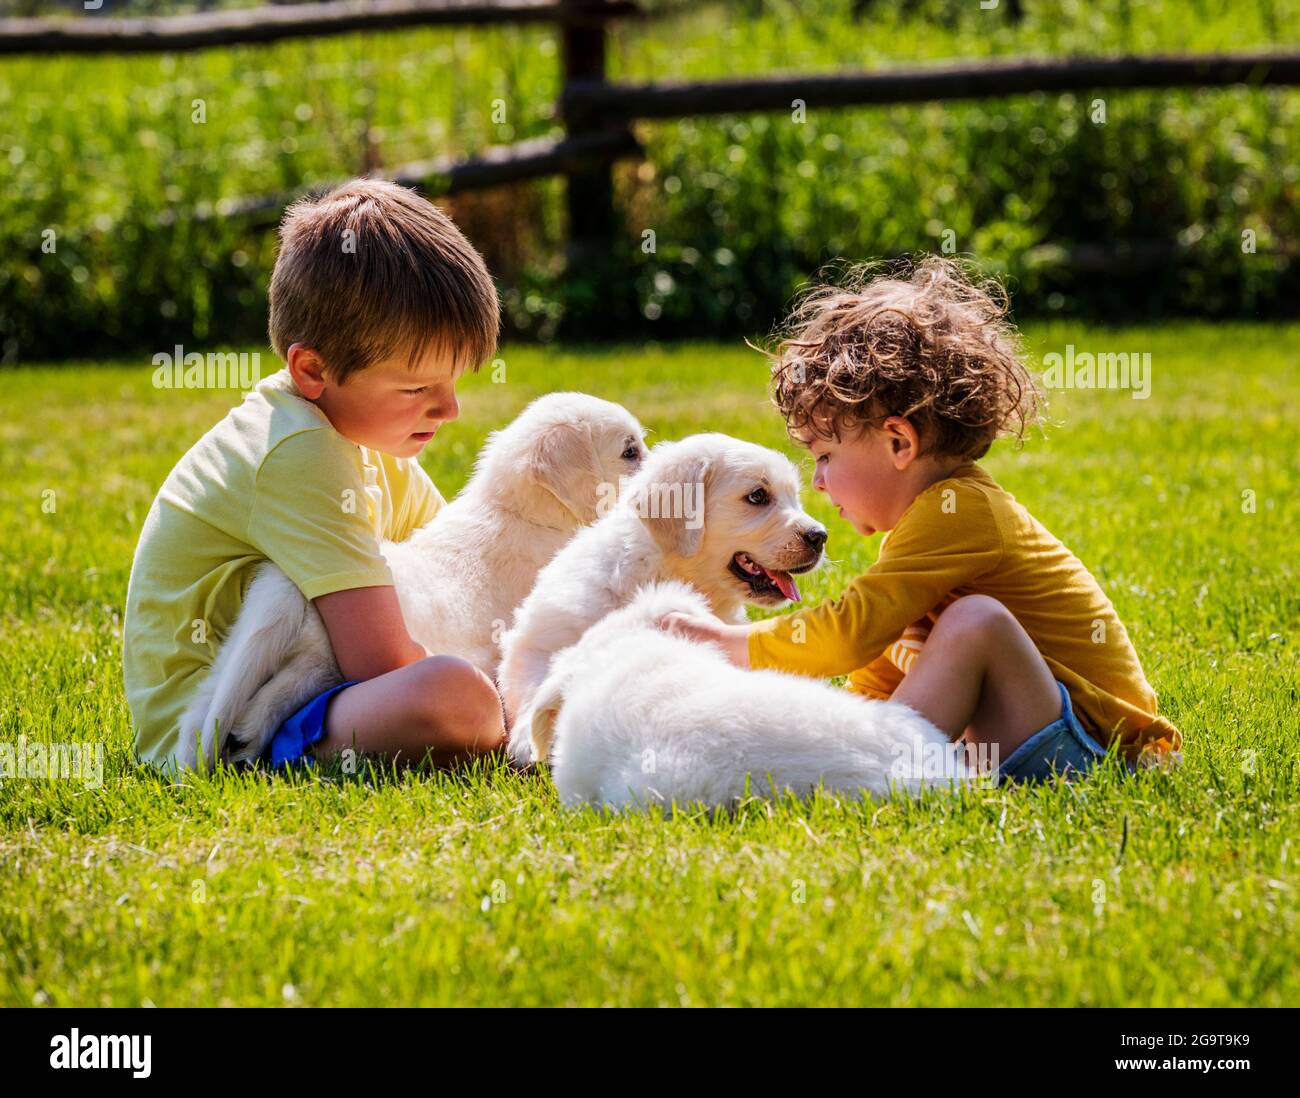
[499,432,827,763]
[527,580,972,808]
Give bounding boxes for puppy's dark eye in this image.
[621,445,642,462]
[746,487,770,505]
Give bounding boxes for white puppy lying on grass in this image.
[525,580,975,810]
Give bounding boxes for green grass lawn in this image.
[1,322,1297,1007]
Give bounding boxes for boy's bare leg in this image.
[312,655,505,768]
[890,595,1061,766]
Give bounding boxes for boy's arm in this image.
[748,481,1004,677]
[314,585,429,682]
[660,613,755,667]
[249,430,430,680]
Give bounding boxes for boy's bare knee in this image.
[935,595,1016,641]
[412,655,504,752]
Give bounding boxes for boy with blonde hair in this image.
[124,179,505,771]
[664,257,1180,782]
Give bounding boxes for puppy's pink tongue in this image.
[769,569,801,602]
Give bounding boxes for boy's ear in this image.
[287,344,329,399]
[883,415,921,470]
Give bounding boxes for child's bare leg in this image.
[890,595,1061,763]
[313,655,505,767]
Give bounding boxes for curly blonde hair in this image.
[762,256,1040,461]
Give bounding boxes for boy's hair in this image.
[764,256,1039,461]
[268,178,499,382]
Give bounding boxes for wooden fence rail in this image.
[0,0,638,56]
[198,128,642,225]
[561,51,1300,122]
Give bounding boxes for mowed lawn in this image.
[1,322,1296,1007]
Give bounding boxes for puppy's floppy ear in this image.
[527,676,565,762]
[633,448,712,558]
[526,422,600,524]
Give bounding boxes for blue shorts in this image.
[263,681,358,768]
[997,680,1127,784]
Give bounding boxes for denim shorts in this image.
[997,680,1121,785]
[262,680,357,768]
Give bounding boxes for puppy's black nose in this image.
[801,527,828,551]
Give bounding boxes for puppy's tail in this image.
[179,565,311,770]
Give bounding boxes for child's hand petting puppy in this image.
[658,612,752,669]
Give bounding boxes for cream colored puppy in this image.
[499,432,827,763]
[526,581,973,809]
[178,392,645,769]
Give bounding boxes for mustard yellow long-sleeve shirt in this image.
[748,463,1181,761]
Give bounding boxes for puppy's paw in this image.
[505,721,537,768]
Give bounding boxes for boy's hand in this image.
[658,612,752,668]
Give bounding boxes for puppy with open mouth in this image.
[729,549,811,604]
[499,432,827,764]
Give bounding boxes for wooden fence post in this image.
[560,0,618,265]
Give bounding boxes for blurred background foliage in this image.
[0,0,1297,361]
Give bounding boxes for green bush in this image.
[0,0,1297,360]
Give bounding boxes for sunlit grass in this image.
[1,322,1297,1005]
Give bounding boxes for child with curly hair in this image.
[662,256,1180,782]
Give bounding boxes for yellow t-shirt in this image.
[123,368,445,770]
[748,463,1181,761]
